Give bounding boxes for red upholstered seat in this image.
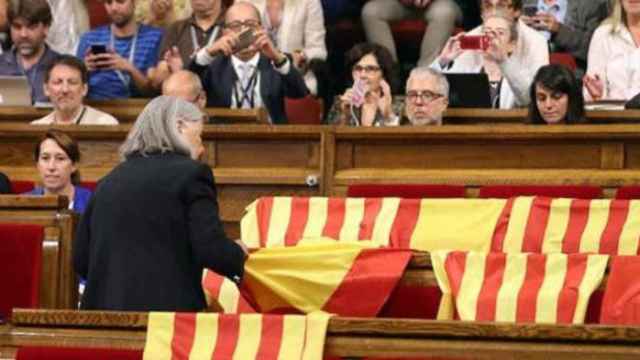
[0,224,44,319]
[10,181,35,194]
[478,185,602,199]
[615,186,640,199]
[285,96,323,125]
[16,347,143,360]
[347,184,466,198]
[87,0,110,27]
[550,52,577,72]
[80,181,98,191]
[390,19,427,44]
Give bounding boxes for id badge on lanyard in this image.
[190,24,220,56]
[110,26,138,93]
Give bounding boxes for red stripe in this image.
[561,199,591,253]
[202,271,224,299]
[516,254,547,323]
[475,253,506,321]
[210,314,241,359]
[556,254,588,324]
[444,252,467,299]
[254,315,284,360]
[598,200,630,255]
[322,198,346,239]
[522,197,553,253]
[389,199,421,249]
[284,197,310,246]
[256,197,274,247]
[490,198,515,252]
[323,249,412,317]
[170,313,197,360]
[358,198,383,240]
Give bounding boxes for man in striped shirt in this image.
[76,0,163,100]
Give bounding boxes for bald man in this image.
[162,70,207,110]
[189,1,308,124]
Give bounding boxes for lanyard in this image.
[232,69,258,108]
[54,106,87,124]
[190,24,219,54]
[110,25,138,90]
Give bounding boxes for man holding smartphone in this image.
[189,1,308,124]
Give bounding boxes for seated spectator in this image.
[136,0,192,28]
[401,67,449,126]
[162,69,206,110]
[584,0,640,101]
[76,0,163,100]
[361,0,462,66]
[0,171,9,193]
[31,55,119,125]
[25,129,92,214]
[520,0,609,76]
[46,0,90,55]
[529,63,584,124]
[189,1,309,124]
[0,0,8,53]
[0,0,59,104]
[432,7,541,108]
[327,43,400,126]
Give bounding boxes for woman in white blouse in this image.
[584,0,640,101]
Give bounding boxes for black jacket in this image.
[189,54,309,124]
[74,152,245,311]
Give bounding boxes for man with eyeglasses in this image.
[402,67,449,125]
[189,1,308,124]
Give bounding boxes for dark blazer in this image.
[74,152,245,311]
[553,0,609,67]
[189,54,309,124]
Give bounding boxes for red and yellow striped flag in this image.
[600,256,640,325]
[202,270,256,313]
[242,197,506,252]
[491,197,640,255]
[431,251,608,324]
[143,312,331,360]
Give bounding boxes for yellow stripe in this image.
[456,252,486,321]
[370,198,400,247]
[302,312,331,360]
[339,198,365,241]
[410,199,505,252]
[535,254,567,324]
[495,254,528,323]
[241,199,261,248]
[502,197,534,253]
[143,312,174,360]
[541,198,572,254]
[430,251,455,320]
[572,255,609,324]
[232,314,263,360]
[300,197,328,242]
[218,277,240,313]
[188,313,219,360]
[266,197,292,247]
[277,315,306,360]
[579,200,610,253]
[617,201,640,255]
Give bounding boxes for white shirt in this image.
[230,53,263,109]
[31,105,119,125]
[586,22,640,101]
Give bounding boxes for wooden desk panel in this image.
[443,108,640,124]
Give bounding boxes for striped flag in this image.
[242,241,412,316]
[600,256,640,325]
[202,270,256,313]
[143,312,331,360]
[431,251,608,324]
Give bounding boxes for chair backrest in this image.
[615,186,640,199]
[10,181,35,194]
[79,181,97,191]
[0,223,44,319]
[285,96,323,125]
[478,185,602,199]
[16,346,143,360]
[347,184,466,198]
[550,52,577,72]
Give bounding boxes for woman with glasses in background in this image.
[327,42,400,126]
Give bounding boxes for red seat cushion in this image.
[16,347,143,360]
[550,52,577,72]
[347,184,466,198]
[0,224,44,319]
[478,185,602,199]
[285,96,323,125]
[615,186,640,199]
[79,181,98,191]
[10,181,35,194]
[87,0,110,28]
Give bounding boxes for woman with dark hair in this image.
[25,129,92,213]
[327,42,401,126]
[529,64,585,125]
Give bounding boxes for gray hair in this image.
[406,67,450,98]
[119,96,204,159]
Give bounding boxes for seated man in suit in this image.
[402,67,449,126]
[189,1,309,124]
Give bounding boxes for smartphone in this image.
[233,28,255,53]
[351,78,368,108]
[90,44,108,54]
[523,5,538,17]
[459,35,489,51]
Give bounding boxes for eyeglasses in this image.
[224,20,261,32]
[406,90,443,103]
[352,65,381,74]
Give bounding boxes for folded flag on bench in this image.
[143,312,331,360]
[431,251,608,324]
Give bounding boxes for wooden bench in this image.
[0,196,77,310]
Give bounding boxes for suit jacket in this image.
[74,152,245,311]
[190,54,309,124]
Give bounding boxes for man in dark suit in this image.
[189,1,309,124]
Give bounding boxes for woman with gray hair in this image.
[74,96,247,311]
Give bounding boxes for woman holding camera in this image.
[431,8,543,109]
